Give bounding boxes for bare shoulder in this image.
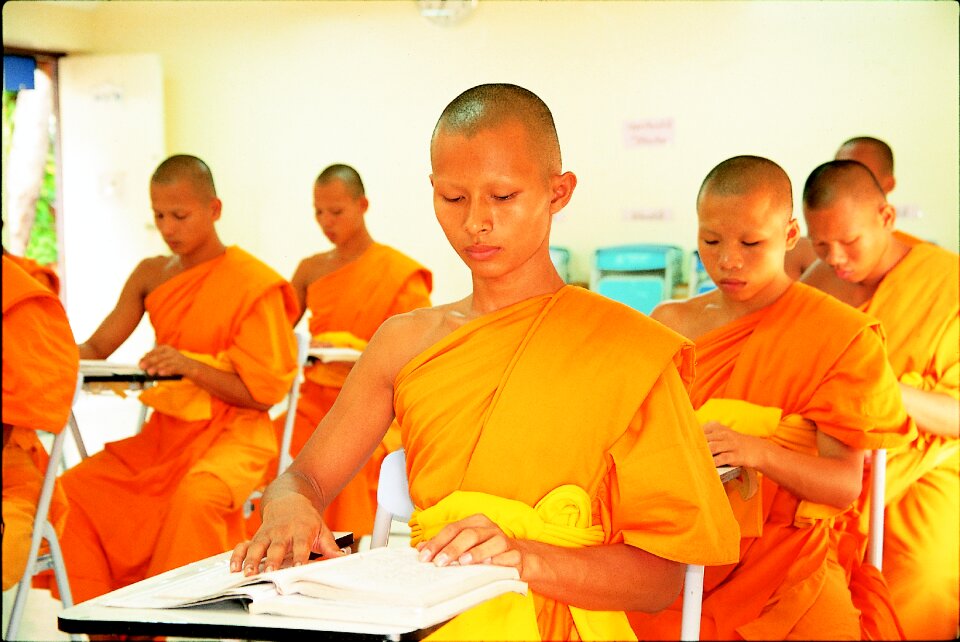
[130,255,173,297]
[364,300,468,381]
[651,295,710,339]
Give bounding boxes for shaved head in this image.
[316,163,365,199]
[431,83,562,175]
[803,160,886,212]
[698,155,793,218]
[152,154,217,199]
[835,136,894,181]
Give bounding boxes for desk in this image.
[69,361,183,460]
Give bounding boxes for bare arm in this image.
[231,315,408,572]
[899,384,959,438]
[138,345,271,411]
[706,423,863,509]
[78,261,153,359]
[418,518,684,612]
[287,259,313,328]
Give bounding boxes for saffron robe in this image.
[2,256,78,589]
[272,243,431,537]
[860,241,959,640]
[3,252,60,293]
[629,283,912,641]
[54,247,298,602]
[396,286,741,641]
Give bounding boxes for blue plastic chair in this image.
[592,244,683,314]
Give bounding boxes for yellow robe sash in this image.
[410,485,636,642]
[138,351,234,421]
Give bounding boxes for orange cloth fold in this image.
[629,283,913,641]
[397,286,740,640]
[2,256,78,590]
[857,241,959,640]
[3,252,60,294]
[50,247,298,603]
[261,243,431,538]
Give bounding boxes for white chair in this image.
[243,332,310,518]
[5,373,84,642]
[369,449,706,640]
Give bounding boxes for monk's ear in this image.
[210,198,223,222]
[881,175,896,195]
[357,196,370,216]
[879,202,896,230]
[785,217,800,251]
[549,172,577,215]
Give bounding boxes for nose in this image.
[464,201,492,236]
[825,245,846,267]
[717,246,742,271]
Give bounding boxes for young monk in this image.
[630,155,914,640]
[2,255,79,591]
[49,155,300,603]
[260,163,432,538]
[232,83,740,641]
[785,136,906,279]
[802,159,959,640]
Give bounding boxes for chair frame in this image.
[5,374,83,642]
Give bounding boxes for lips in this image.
[465,245,500,260]
[718,279,746,291]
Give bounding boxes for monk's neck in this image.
[469,272,565,316]
[718,274,793,320]
[177,238,227,271]
[859,235,911,293]
[332,230,374,264]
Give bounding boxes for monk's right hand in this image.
[229,493,345,575]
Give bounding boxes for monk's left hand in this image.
[703,420,768,469]
[139,344,195,377]
[416,514,527,577]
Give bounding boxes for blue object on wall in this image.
[4,55,36,91]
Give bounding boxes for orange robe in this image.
[2,256,78,590]
[3,252,60,293]
[860,241,959,640]
[53,247,298,602]
[630,283,913,641]
[397,286,741,640]
[273,243,431,537]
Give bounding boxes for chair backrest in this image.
[277,332,310,474]
[595,275,666,315]
[6,372,83,641]
[592,244,684,304]
[370,448,415,549]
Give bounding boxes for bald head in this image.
[698,155,793,219]
[316,164,365,199]
[835,137,894,194]
[803,160,887,212]
[151,155,217,199]
[432,83,562,175]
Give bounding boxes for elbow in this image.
[630,560,685,614]
[827,474,863,510]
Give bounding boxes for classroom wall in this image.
[5,0,959,308]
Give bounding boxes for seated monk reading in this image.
[232,84,741,641]
[630,156,913,640]
[802,159,959,640]
[2,255,79,591]
[48,155,300,603]
[257,163,432,539]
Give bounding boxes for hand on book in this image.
[230,492,346,575]
[415,514,527,579]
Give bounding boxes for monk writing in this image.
[630,155,913,640]
[51,155,299,603]
[232,84,740,641]
[802,159,958,640]
[2,255,79,591]
[259,163,431,538]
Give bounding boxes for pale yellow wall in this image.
[5,0,958,303]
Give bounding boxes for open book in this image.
[99,546,527,630]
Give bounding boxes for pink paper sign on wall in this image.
[623,118,674,147]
